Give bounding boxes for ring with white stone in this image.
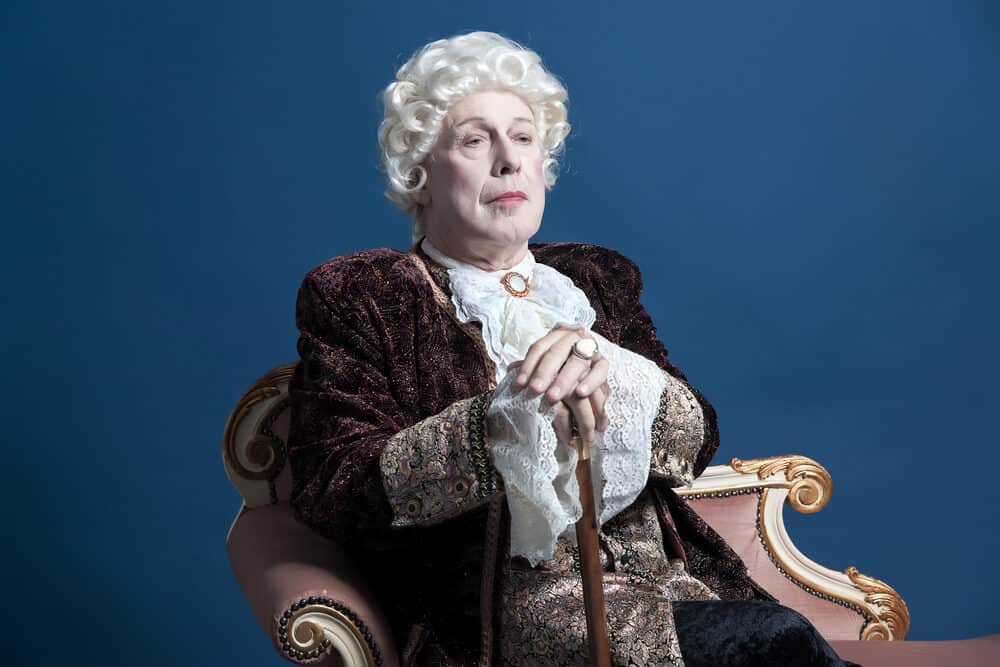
[571,338,598,361]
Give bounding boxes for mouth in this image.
[489,191,528,204]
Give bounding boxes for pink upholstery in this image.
[227,502,400,666]
[831,635,1000,666]
[687,493,867,640]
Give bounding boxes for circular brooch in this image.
[500,271,530,297]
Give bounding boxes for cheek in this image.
[532,157,543,180]
[445,160,482,198]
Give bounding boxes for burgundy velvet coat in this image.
[287,241,775,665]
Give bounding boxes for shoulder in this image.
[530,241,643,293]
[300,247,421,300]
[303,247,409,289]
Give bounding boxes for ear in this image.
[413,188,430,206]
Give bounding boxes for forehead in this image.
[446,90,535,128]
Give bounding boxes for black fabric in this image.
[673,600,863,667]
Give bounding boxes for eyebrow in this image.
[454,116,535,129]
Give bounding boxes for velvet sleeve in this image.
[614,255,721,481]
[287,273,501,549]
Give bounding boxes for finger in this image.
[552,403,572,444]
[534,333,587,399]
[516,323,585,388]
[589,383,610,432]
[546,354,592,402]
[574,355,609,397]
[566,395,598,443]
[516,329,576,388]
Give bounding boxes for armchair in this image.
[223,363,998,666]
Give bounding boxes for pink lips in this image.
[490,190,527,204]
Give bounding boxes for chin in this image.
[477,207,542,240]
[484,220,533,245]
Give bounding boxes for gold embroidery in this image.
[380,392,500,526]
[468,391,499,495]
[499,493,713,665]
[650,374,702,487]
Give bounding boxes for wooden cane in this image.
[571,415,612,666]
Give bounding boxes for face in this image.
[417,89,546,257]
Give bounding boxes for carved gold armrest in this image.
[222,363,297,508]
[676,455,910,640]
[276,594,381,666]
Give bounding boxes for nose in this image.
[492,136,522,177]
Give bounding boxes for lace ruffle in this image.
[420,239,684,565]
[421,238,597,383]
[486,332,669,565]
[447,263,596,383]
[590,331,667,525]
[486,369,575,565]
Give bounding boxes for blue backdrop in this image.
[4,1,998,664]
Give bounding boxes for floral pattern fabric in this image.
[649,372,705,488]
[500,490,719,666]
[380,391,499,526]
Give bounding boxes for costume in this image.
[287,241,778,665]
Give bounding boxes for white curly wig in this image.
[377,31,572,243]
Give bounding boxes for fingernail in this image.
[517,374,526,385]
[548,387,562,400]
[578,383,589,394]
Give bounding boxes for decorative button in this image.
[452,477,470,497]
[405,497,423,517]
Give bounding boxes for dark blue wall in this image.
[5,1,997,664]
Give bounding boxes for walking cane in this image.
[570,414,612,666]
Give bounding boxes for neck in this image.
[425,231,529,272]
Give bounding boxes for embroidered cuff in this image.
[380,391,501,526]
[649,373,703,487]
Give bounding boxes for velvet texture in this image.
[673,601,862,667]
[288,241,776,664]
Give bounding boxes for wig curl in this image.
[377,31,572,242]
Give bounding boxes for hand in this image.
[509,324,610,442]
[551,390,610,444]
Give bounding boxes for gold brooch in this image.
[500,271,530,297]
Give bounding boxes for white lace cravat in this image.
[422,238,669,565]
[421,238,596,383]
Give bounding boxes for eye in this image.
[464,136,486,147]
[517,135,534,144]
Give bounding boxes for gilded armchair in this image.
[223,363,997,666]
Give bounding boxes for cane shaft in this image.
[573,435,611,667]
